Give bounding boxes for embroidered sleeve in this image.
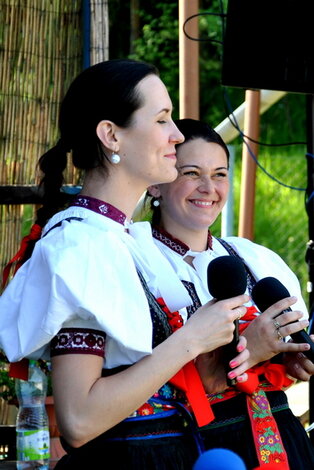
[50,328,106,358]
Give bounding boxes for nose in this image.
[198,175,214,193]
[170,122,185,144]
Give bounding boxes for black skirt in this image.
[54,411,201,470]
[200,391,314,470]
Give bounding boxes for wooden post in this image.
[179,0,199,119]
[238,90,261,240]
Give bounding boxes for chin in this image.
[162,169,178,183]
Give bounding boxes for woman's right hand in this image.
[182,294,249,357]
[243,296,310,368]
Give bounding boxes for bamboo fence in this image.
[0,0,84,285]
[90,0,109,65]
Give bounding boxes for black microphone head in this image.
[207,255,247,300]
[251,276,290,312]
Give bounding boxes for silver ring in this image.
[234,308,242,320]
[273,319,281,330]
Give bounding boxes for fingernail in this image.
[237,376,244,382]
[230,360,238,368]
[237,345,245,352]
[228,371,236,379]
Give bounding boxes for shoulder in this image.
[218,236,281,259]
[39,208,131,269]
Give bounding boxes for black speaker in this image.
[221,0,314,94]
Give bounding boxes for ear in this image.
[147,185,161,198]
[96,120,118,151]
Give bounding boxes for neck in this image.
[160,222,209,252]
[81,169,144,220]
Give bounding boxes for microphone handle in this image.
[223,319,240,386]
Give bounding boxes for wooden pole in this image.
[238,90,261,240]
[179,0,199,119]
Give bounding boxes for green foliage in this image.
[130,2,180,115]
[0,359,16,403]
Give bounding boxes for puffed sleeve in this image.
[0,219,153,367]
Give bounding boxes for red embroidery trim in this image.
[210,305,290,467]
[50,328,106,358]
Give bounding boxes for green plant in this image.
[0,352,16,403]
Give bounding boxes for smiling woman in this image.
[147,118,314,470]
[149,132,230,251]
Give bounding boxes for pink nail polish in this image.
[228,371,236,379]
[230,360,238,368]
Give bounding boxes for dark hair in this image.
[174,118,229,161]
[37,58,159,227]
[150,118,229,227]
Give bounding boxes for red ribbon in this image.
[9,358,29,380]
[235,306,294,395]
[2,223,42,378]
[2,223,42,288]
[157,297,214,427]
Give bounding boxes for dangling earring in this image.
[110,151,121,164]
[153,199,160,207]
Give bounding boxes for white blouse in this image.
[152,231,308,318]
[0,204,192,368]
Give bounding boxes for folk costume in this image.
[0,195,216,470]
[152,225,314,470]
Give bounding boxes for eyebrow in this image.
[178,165,228,171]
[156,107,171,116]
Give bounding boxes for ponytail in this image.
[2,140,71,288]
[35,139,69,227]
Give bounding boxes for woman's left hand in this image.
[195,336,249,394]
[283,335,314,381]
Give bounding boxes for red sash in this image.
[157,298,214,427]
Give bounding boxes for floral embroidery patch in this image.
[247,389,289,466]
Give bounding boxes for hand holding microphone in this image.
[207,256,248,386]
[251,276,314,362]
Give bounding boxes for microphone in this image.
[193,448,247,469]
[251,276,314,362]
[207,256,248,385]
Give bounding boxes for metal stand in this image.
[305,94,314,444]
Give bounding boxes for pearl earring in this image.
[110,152,121,164]
[153,199,160,207]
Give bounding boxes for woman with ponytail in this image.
[0,60,250,469]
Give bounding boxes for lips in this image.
[164,153,177,160]
[190,199,213,207]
